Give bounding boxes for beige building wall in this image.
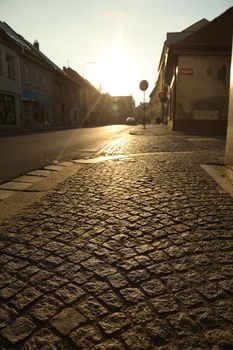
[150,75,164,121]
[176,54,231,122]
[225,40,233,165]
[150,93,162,120]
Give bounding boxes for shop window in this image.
[0,93,16,125]
[23,102,31,117]
[6,54,15,80]
[22,101,31,126]
[34,103,40,123]
[40,107,45,123]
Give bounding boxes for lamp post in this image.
[82,61,96,77]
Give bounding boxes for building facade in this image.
[54,69,80,127]
[149,19,209,129]
[0,26,21,127]
[0,22,55,128]
[0,21,135,130]
[149,81,163,124]
[172,54,230,132]
[150,7,233,133]
[63,67,104,127]
[111,96,135,124]
[168,6,232,132]
[20,47,53,127]
[0,22,85,129]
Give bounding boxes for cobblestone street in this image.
[0,125,233,349]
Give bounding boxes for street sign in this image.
[180,68,193,75]
[139,80,149,91]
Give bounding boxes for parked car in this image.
[126,117,137,125]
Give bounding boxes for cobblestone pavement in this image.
[0,125,233,349]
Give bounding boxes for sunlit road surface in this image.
[0,125,130,184]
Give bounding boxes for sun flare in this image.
[95,44,135,96]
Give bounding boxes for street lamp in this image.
[82,61,96,77]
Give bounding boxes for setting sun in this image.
[94,43,136,96]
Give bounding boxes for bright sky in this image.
[1,0,232,105]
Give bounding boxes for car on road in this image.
[126,117,137,125]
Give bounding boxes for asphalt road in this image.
[0,125,130,184]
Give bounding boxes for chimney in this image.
[33,40,39,50]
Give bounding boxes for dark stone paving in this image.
[0,125,233,349]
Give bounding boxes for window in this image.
[6,54,15,80]
[23,63,30,84]
[42,73,47,90]
[23,102,31,117]
[0,93,16,125]
[54,83,60,96]
[34,69,40,87]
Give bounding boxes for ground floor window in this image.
[0,93,16,125]
[54,103,64,125]
[23,101,49,125]
[22,101,31,126]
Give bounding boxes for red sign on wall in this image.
[180,68,193,75]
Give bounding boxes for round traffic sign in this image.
[139,80,149,91]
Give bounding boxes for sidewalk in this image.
[0,125,233,349]
[0,125,82,138]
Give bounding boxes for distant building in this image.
[63,67,105,126]
[96,93,115,125]
[135,102,150,124]
[54,68,80,126]
[111,95,135,124]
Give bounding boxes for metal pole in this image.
[139,80,148,129]
[143,91,146,129]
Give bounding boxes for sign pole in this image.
[143,91,146,129]
[139,80,149,130]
